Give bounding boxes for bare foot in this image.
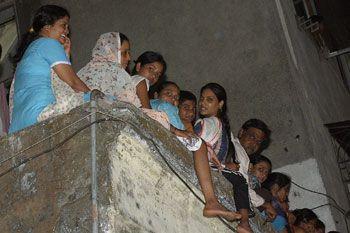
[203,199,241,221]
[237,222,253,233]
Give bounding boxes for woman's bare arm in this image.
[53,64,90,92]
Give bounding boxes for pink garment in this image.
[142,108,170,130]
[195,116,222,161]
[0,83,10,134]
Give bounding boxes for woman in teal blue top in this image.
[9,5,90,133]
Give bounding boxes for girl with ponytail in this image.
[195,83,253,233]
[194,82,238,168]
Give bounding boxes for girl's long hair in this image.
[200,83,236,163]
[132,51,167,77]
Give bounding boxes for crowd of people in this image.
[8,4,337,233]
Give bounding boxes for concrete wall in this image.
[276,1,350,231]
[13,0,350,231]
[0,101,274,232]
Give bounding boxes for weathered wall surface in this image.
[0,102,274,232]
[0,106,94,232]
[13,0,350,231]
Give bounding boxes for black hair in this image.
[156,81,179,93]
[11,5,70,65]
[250,154,272,172]
[241,118,271,150]
[292,208,318,226]
[262,172,291,191]
[179,90,197,106]
[119,32,129,45]
[132,51,167,78]
[241,118,271,138]
[315,219,325,230]
[200,83,236,163]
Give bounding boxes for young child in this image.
[262,172,292,233]
[291,208,318,233]
[249,154,272,190]
[151,81,185,131]
[178,90,197,133]
[132,51,167,109]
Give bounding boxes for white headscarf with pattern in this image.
[78,32,133,97]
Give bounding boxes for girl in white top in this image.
[132,51,167,109]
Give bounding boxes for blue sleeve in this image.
[271,215,288,232]
[152,101,185,130]
[150,99,160,110]
[159,103,185,130]
[37,38,70,67]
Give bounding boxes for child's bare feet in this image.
[237,222,253,233]
[203,199,241,221]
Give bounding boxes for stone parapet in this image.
[0,100,274,232]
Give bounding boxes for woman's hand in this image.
[225,162,240,171]
[63,37,71,58]
[209,152,223,170]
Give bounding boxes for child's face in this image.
[276,184,290,203]
[136,61,163,85]
[158,84,180,106]
[179,100,196,124]
[300,219,317,233]
[251,161,270,183]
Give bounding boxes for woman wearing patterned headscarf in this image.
[78,32,143,106]
[38,32,135,121]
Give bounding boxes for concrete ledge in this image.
[0,100,274,232]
